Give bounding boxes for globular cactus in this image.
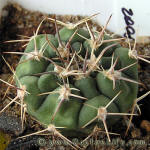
[11,15,139,140]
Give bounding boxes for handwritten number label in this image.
[125,16,134,26]
[121,8,135,39]
[122,8,133,16]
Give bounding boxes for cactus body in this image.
[15,22,138,136]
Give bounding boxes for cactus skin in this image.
[15,24,138,135]
[57,27,90,43]
[35,85,82,129]
[78,95,120,128]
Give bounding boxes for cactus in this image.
[2,15,141,143]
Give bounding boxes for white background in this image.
[1,0,150,39]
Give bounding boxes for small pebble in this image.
[0,113,25,135]
[140,120,150,132]
[1,10,8,17]
[131,128,141,138]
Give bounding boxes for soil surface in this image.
[0,3,150,150]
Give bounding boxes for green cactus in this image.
[14,16,138,139]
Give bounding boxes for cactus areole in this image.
[15,17,138,136]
